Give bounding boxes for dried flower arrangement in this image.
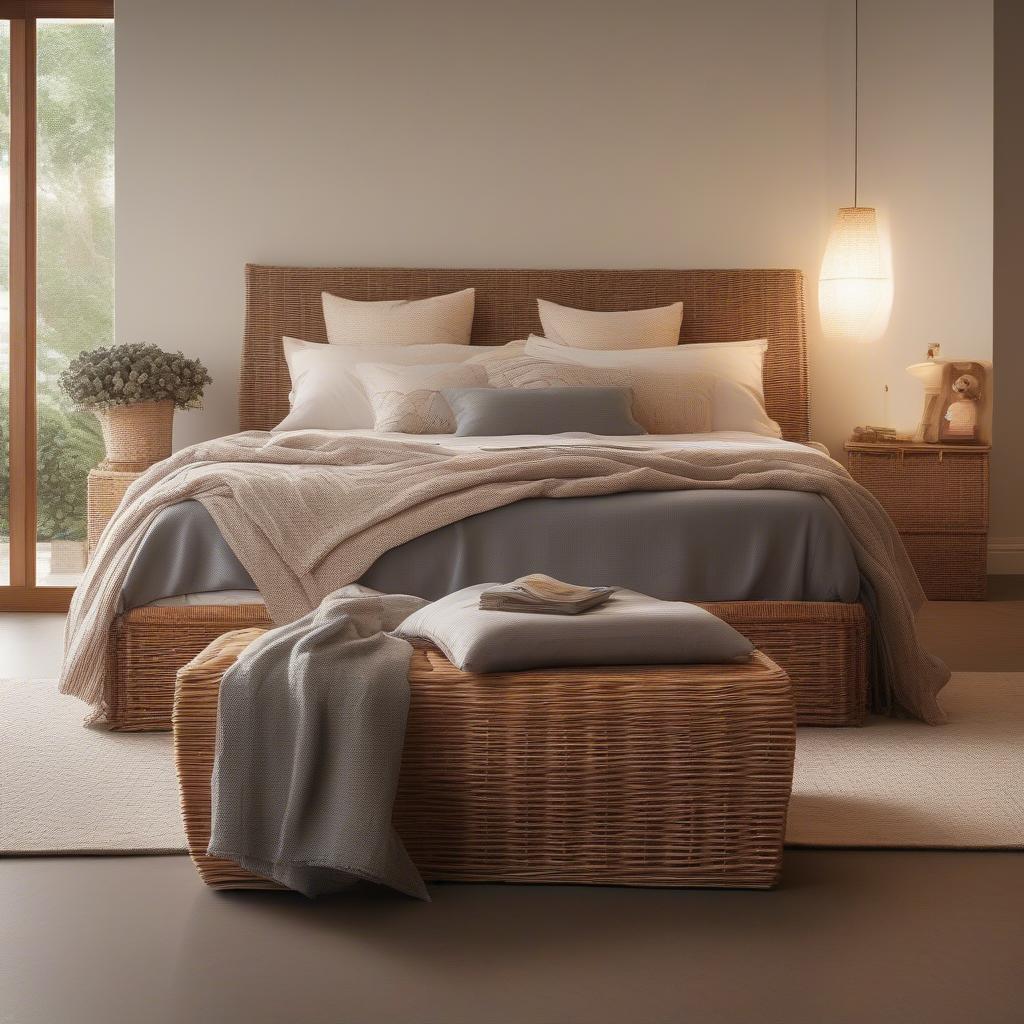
[59,343,213,470]
[59,342,212,410]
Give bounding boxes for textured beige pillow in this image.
[537,298,683,350]
[465,339,529,363]
[322,288,475,346]
[354,361,489,433]
[486,354,632,391]
[524,336,780,436]
[275,339,485,432]
[485,356,713,434]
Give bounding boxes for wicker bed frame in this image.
[111,599,867,730]
[103,265,872,731]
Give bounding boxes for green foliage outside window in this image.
[0,387,99,542]
[0,22,114,553]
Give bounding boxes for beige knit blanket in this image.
[60,431,949,723]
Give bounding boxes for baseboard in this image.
[988,537,1024,574]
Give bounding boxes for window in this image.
[0,3,113,610]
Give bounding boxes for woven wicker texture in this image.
[846,443,989,601]
[108,605,273,731]
[95,400,174,471]
[109,599,866,732]
[174,631,795,890]
[240,266,809,441]
[86,470,143,558]
[900,533,987,601]
[701,600,868,726]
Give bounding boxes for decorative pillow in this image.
[444,386,646,437]
[485,355,633,392]
[322,288,475,347]
[465,339,529,363]
[524,335,780,436]
[353,361,490,433]
[395,585,754,673]
[485,356,712,434]
[274,339,484,432]
[537,298,683,350]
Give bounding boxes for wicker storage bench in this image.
[174,630,796,891]
[115,598,867,731]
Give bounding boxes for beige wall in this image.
[115,0,999,531]
[819,0,992,453]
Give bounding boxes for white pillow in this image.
[465,339,529,363]
[524,335,780,436]
[537,298,682,350]
[274,339,483,432]
[322,288,475,346]
[282,336,526,376]
[485,356,713,435]
[353,361,490,433]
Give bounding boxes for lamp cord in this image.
[854,0,859,207]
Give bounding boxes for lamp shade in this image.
[819,206,891,342]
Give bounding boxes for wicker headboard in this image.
[240,266,808,441]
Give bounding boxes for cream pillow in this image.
[537,298,683,350]
[524,335,780,436]
[274,339,483,432]
[322,288,475,346]
[353,361,490,433]
[465,339,529,363]
[485,356,712,434]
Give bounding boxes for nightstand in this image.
[87,468,144,560]
[845,442,990,600]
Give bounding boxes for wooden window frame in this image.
[1,0,114,612]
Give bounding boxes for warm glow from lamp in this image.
[818,206,891,342]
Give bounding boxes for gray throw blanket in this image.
[208,586,430,899]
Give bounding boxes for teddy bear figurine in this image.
[941,373,981,442]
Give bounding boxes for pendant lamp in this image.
[819,0,891,342]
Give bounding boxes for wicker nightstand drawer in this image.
[87,468,143,558]
[845,446,988,532]
[845,442,989,601]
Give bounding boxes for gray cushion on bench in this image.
[394,585,754,673]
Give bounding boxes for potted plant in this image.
[59,343,212,470]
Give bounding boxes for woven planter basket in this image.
[95,400,174,471]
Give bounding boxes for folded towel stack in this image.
[479,574,614,615]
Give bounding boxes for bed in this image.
[95,265,872,730]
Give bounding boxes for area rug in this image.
[0,679,186,854]
[786,671,1024,848]
[2,673,1022,855]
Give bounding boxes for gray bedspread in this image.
[208,586,430,899]
[120,489,860,610]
